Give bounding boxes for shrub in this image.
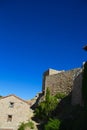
[55,92,66,99]
[25,121,34,129]
[35,101,47,119]
[44,118,61,130]
[18,122,25,130]
[35,88,58,120]
[18,121,34,130]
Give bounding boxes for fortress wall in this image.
[72,73,83,105]
[42,68,80,96]
[42,69,63,92]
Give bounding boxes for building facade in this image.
[0,95,32,130]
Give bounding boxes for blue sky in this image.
[0,0,87,100]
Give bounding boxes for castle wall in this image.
[72,73,83,105]
[42,68,80,96]
[42,69,63,92]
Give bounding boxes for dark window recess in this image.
[9,102,14,108]
[7,115,12,122]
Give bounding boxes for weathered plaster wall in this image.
[0,95,32,130]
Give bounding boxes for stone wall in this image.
[42,68,80,96]
[72,72,83,105]
[42,69,63,91]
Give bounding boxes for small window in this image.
[9,102,14,108]
[7,115,12,122]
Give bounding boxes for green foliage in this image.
[18,122,25,130]
[45,87,50,102]
[35,88,58,120]
[35,101,47,119]
[44,118,61,130]
[55,92,66,99]
[26,121,34,129]
[18,121,34,130]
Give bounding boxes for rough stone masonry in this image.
[42,68,80,96]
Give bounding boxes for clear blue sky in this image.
[0,0,87,100]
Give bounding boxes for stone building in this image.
[0,95,32,130]
[42,68,80,96]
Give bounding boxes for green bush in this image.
[18,121,34,130]
[18,122,25,130]
[35,101,47,119]
[44,118,61,130]
[35,88,58,120]
[55,92,66,99]
[25,121,34,129]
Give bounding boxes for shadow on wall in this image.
[72,72,83,106]
[52,93,72,119]
[31,92,84,130]
[31,92,44,110]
